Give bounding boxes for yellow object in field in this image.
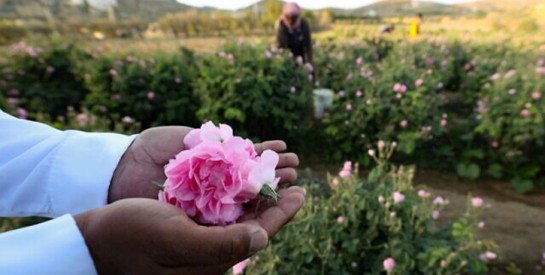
[409,18,420,39]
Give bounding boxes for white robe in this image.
[0,109,136,274]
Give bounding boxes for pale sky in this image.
[176,0,477,10]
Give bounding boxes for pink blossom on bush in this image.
[46,66,55,74]
[7,98,18,105]
[393,83,407,93]
[337,216,345,224]
[383,257,395,271]
[393,192,405,203]
[441,119,448,127]
[400,120,408,129]
[471,197,484,208]
[491,141,499,149]
[338,90,345,97]
[532,91,541,100]
[480,251,497,262]
[368,149,375,157]
[339,169,350,178]
[122,116,135,124]
[418,190,430,198]
[17,107,27,119]
[504,70,516,79]
[343,161,352,171]
[415,78,424,87]
[160,122,280,225]
[356,90,363,97]
[478,221,485,229]
[265,50,272,58]
[535,67,545,75]
[332,177,340,187]
[432,210,440,220]
[346,104,352,111]
[356,56,363,65]
[490,73,501,80]
[433,196,446,205]
[378,140,385,150]
[109,69,118,76]
[146,91,155,100]
[378,195,385,203]
[521,109,530,117]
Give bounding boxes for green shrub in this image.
[247,143,496,274]
[195,42,313,143]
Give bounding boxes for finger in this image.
[277,152,299,168]
[276,168,298,184]
[240,186,306,237]
[190,223,268,266]
[138,126,193,165]
[255,140,287,155]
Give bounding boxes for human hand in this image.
[75,187,305,274]
[108,126,299,202]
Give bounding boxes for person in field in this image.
[409,13,423,39]
[275,2,313,65]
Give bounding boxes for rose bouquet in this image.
[159,121,280,225]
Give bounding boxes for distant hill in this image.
[345,0,468,17]
[456,0,543,13]
[115,0,195,20]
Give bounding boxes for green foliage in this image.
[2,38,545,192]
[246,144,495,274]
[196,42,313,144]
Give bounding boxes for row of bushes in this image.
[1,38,544,192]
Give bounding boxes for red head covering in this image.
[282,2,302,29]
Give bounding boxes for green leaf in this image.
[260,184,279,203]
[456,162,480,180]
[486,163,503,179]
[511,178,533,194]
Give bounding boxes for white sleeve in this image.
[0,109,136,217]
[0,214,97,275]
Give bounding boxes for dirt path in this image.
[302,165,545,274]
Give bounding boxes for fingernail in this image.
[249,229,268,254]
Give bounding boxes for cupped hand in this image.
[75,187,305,275]
[108,126,299,202]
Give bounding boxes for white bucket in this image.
[313,88,334,119]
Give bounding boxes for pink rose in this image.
[147,91,155,100]
[343,161,352,171]
[521,109,530,117]
[17,107,27,119]
[441,119,448,127]
[471,197,483,208]
[383,257,395,271]
[336,216,345,224]
[332,177,340,187]
[418,189,430,198]
[400,120,408,129]
[339,169,350,178]
[160,122,280,225]
[393,192,405,203]
[356,90,363,97]
[432,210,440,220]
[415,78,424,87]
[356,56,363,65]
[346,104,352,111]
[377,140,385,150]
[532,91,541,100]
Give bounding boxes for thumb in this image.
[197,223,268,265]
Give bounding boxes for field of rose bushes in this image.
[2,36,545,273]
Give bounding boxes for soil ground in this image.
[302,164,545,274]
